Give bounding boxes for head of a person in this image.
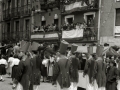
[109,60,115,67]
[1,55,5,59]
[86,53,91,59]
[32,50,38,55]
[92,54,97,60]
[10,54,13,57]
[14,54,18,59]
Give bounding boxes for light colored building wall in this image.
[100,0,120,45]
[100,0,120,37]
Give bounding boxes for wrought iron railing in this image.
[21,4,31,16]
[41,0,60,10]
[3,9,11,20]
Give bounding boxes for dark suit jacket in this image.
[107,66,118,83]
[94,58,107,87]
[17,56,32,90]
[84,56,95,84]
[30,55,42,85]
[53,55,71,89]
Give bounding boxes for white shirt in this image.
[0,59,8,65]
[8,57,14,67]
[11,58,20,67]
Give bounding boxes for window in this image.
[16,21,19,32]
[41,21,46,26]
[84,12,95,23]
[25,0,31,5]
[115,8,120,36]
[7,23,10,38]
[25,19,30,38]
[54,19,59,26]
[65,15,74,24]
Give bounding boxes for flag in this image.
[31,42,40,51]
[21,41,30,53]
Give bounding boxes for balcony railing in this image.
[41,0,60,11]
[48,1,60,9]
[11,7,20,18]
[3,4,32,20]
[21,4,31,16]
[3,9,11,20]
[61,23,98,42]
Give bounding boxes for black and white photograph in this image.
[0,0,120,90]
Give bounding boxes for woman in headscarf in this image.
[0,55,8,81]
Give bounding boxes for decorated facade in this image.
[31,0,61,43]
[61,0,99,44]
[2,0,32,43]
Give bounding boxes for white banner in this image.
[76,46,88,53]
[31,34,44,39]
[65,1,87,11]
[62,29,83,39]
[45,33,58,38]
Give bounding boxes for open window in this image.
[65,15,74,24]
[84,12,95,26]
[115,8,120,36]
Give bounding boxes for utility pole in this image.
[98,0,102,44]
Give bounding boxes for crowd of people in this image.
[33,24,59,33]
[0,40,120,90]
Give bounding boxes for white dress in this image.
[8,57,14,74]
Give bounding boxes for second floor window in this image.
[15,0,21,7]
[115,8,120,36]
[25,0,31,5]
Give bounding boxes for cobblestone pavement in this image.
[0,75,56,90]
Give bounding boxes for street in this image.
[0,75,56,90]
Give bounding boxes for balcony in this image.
[41,0,60,11]
[40,1,48,11]
[21,4,31,17]
[61,23,98,42]
[3,9,11,20]
[11,7,20,18]
[48,1,60,10]
[61,0,99,14]
[31,26,60,41]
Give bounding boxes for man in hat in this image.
[53,40,71,90]
[106,60,119,90]
[93,45,107,90]
[83,53,95,90]
[30,49,42,90]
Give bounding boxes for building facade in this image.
[0,0,2,42]
[2,0,32,43]
[31,0,61,43]
[100,0,120,46]
[60,0,99,45]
